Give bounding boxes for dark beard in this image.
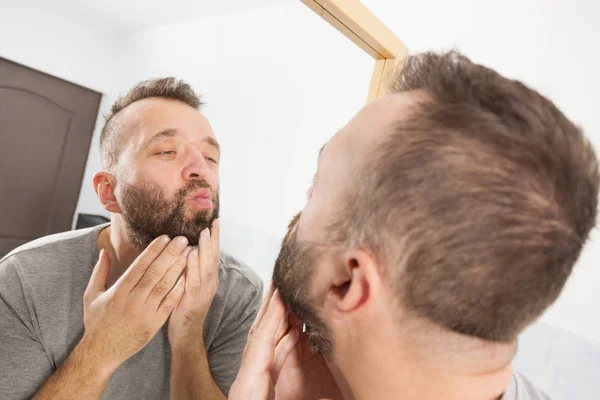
[119,179,219,250]
[272,213,334,358]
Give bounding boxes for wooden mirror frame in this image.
[300,0,408,102]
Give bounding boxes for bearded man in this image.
[0,78,262,400]
[230,51,599,400]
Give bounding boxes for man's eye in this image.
[205,156,218,164]
[159,150,176,156]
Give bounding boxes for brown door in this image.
[0,57,101,258]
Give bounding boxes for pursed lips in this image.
[188,188,212,208]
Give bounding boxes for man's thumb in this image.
[84,249,111,308]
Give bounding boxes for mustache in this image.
[176,179,214,198]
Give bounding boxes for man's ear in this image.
[93,172,121,213]
[324,248,381,316]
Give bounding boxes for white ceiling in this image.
[54,0,292,34]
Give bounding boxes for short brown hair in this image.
[338,51,599,342]
[100,77,202,172]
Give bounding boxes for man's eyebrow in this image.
[142,129,180,150]
[142,129,220,155]
[204,136,221,155]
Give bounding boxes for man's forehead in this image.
[123,97,205,126]
[348,92,419,136]
[119,98,215,145]
[315,92,421,179]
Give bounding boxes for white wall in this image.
[363,0,600,346]
[0,0,122,221]
[514,322,600,399]
[0,0,118,92]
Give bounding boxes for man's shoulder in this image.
[503,372,553,400]
[1,225,103,263]
[218,250,263,293]
[0,224,105,277]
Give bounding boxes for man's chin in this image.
[179,217,216,238]
[186,207,213,216]
[184,207,215,222]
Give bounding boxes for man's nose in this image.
[182,150,209,181]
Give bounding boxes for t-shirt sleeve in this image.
[0,259,54,400]
[206,270,263,395]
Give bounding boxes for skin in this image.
[230,92,516,400]
[34,98,225,400]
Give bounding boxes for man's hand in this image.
[168,220,225,400]
[229,283,345,400]
[82,235,189,370]
[271,316,344,400]
[229,284,297,400]
[34,235,189,400]
[168,219,220,350]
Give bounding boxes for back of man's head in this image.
[337,51,599,342]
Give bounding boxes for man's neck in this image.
[96,217,142,288]
[335,325,515,400]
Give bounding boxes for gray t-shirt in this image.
[503,372,553,400]
[0,224,263,400]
